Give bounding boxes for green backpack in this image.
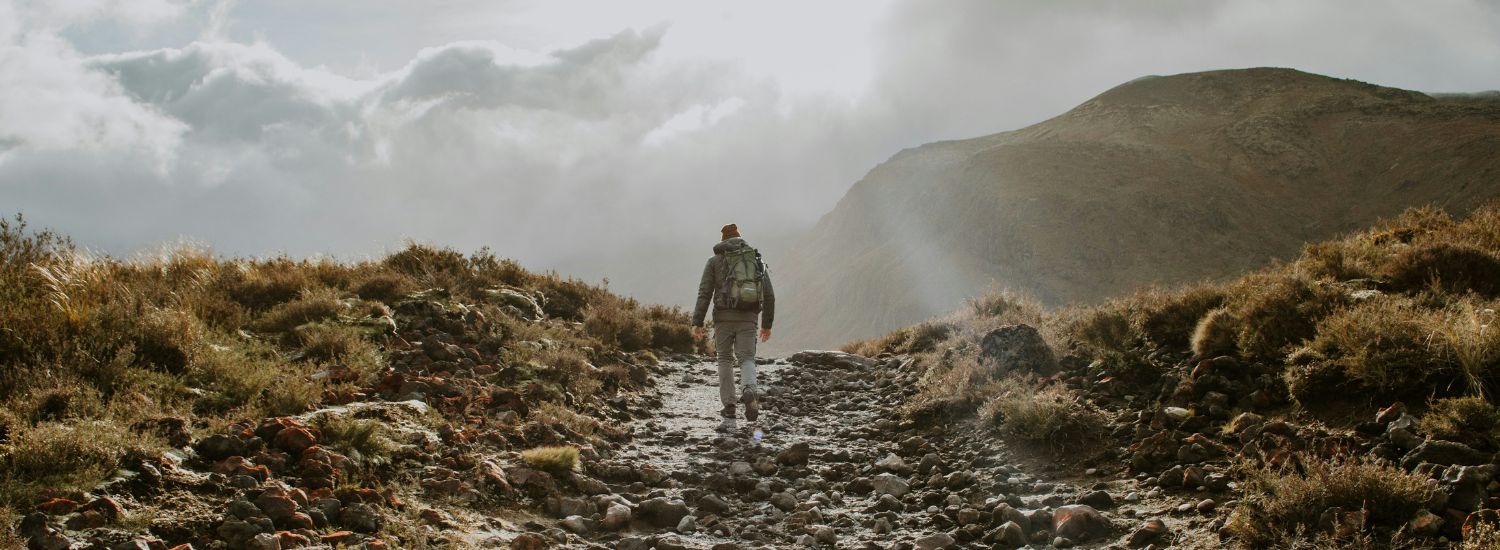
[720,245,764,310]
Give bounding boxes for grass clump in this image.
[252,287,344,333]
[979,376,1104,450]
[520,445,580,477]
[842,321,954,357]
[1225,272,1345,359]
[1191,307,1238,358]
[313,414,395,465]
[1378,242,1500,298]
[1419,396,1499,448]
[353,272,413,302]
[1133,283,1227,349]
[1305,296,1449,399]
[1227,456,1436,547]
[0,420,139,507]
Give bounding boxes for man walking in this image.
[692,223,775,432]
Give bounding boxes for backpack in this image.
[719,245,764,311]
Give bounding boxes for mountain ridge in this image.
[772,67,1500,352]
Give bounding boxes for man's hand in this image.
[692,326,706,341]
[759,329,771,343]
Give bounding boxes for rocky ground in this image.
[14,341,1214,549]
[26,285,1486,549]
[512,350,1211,550]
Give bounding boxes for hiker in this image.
[692,223,775,431]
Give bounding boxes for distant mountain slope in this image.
[774,68,1500,352]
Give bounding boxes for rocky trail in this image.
[542,351,1201,550]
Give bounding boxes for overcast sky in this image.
[2,0,1498,306]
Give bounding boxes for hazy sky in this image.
[3,0,1498,305]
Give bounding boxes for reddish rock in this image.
[255,417,309,441]
[210,456,269,480]
[273,427,318,455]
[35,498,79,515]
[65,509,109,530]
[276,531,312,548]
[320,531,356,545]
[510,533,547,550]
[82,496,124,521]
[256,491,299,522]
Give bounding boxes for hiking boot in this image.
[743,392,760,422]
[717,417,738,432]
[721,404,735,419]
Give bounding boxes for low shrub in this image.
[582,300,652,351]
[313,414,394,465]
[0,420,137,507]
[252,287,344,333]
[520,445,579,477]
[1378,242,1500,298]
[1226,272,1344,359]
[842,321,954,357]
[1307,297,1450,398]
[1068,304,1138,353]
[1134,284,1227,349]
[1191,307,1238,358]
[1436,299,1500,396]
[979,376,1104,450]
[353,272,413,302]
[1227,456,1436,547]
[1419,396,1499,448]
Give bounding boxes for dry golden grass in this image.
[520,445,580,477]
[1191,306,1238,358]
[979,376,1104,450]
[1305,296,1449,398]
[0,211,694,509]
[1227,456,1436,547]
[1420,396,1499,448]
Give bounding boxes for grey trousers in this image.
[714,320,758,409]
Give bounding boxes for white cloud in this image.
[0,0,1497,310]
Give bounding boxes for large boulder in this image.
[979,325,1057,376]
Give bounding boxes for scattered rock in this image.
[1052,505,1112,543]
[638,497,690,528]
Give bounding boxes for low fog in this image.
[2,0,1498,309]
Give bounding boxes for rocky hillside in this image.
[844,202,1500,547]
[775,67,1500,352]
[0,213,696,549]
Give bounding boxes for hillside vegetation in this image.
[847,203,1500,546]
[777,67,1500,353]
[0,213,693,548]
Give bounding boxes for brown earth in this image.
[772,67,1500,353]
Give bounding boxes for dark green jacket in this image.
[692,238,775,328]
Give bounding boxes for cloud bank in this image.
[1,0,1497,309]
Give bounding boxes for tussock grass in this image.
[841,321,954,357]
[1191,307,1238,358]
[520,445,580,477]
[253,287,344,333]
[1379,242,1500,298]
[0,420,142,506]
[1227,456,1435,547]
[313,414,395,465]
[979,376,1104,449]
[1305,296,1448,398]
[1419,396,1499,448]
